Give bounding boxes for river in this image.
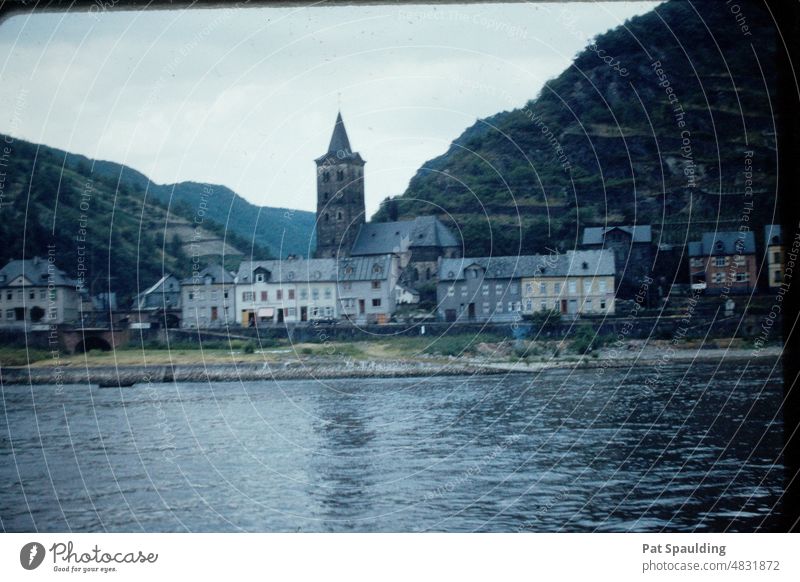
[0,361,784,532]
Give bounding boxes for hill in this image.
[375,0,778,256]
[0,134,313,303]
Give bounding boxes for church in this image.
[313,112,461,291]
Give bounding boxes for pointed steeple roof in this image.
[328,111,352,154]
[316,111,364,165]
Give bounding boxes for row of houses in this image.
[0,224,787,329]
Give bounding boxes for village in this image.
[0,113,787,339]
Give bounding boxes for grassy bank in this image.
[0,333,782,370]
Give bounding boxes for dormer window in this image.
[582,262,588,270]
[715,241,724,252]
[372,264,383,273]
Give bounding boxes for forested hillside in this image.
[375,0,778,256]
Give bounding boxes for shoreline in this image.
[0,347,783,387]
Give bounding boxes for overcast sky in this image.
[0,2,656,216]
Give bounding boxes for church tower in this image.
[314,112,366,258]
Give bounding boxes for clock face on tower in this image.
[314,112,366,258]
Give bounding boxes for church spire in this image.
[327,111,352,155]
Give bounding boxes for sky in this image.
[0,2,657,216]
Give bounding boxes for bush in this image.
[243,342,255,354]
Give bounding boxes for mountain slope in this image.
[375,0,778,256]
[0,134,311,302]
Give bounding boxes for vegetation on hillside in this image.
[374,0,778,257]
[0,135,276,303]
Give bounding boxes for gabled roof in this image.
[315,111,364,165]
[337,254,393,281]
[0,257,78,288]
[181,264,235,285]
[439,250,615,281]
[688,231,756,257]
[350,216,459,256]
[582,225,652,245]
[765,224,783,246]
[236,258,339,284]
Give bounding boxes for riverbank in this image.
[0,343,783,386]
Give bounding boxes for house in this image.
[520,250,616,317]
[336,254,399,324]
[130,273,182,328]
[350,216,461,287]
[181,265,237,328]
[436,256,523,322]
[236,258,339,326]
[0,256,81,329]
[688,231,756,294]
[582,225,652,298]
[765,224,784,290]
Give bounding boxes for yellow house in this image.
[520,250,615,317]
[765,225,783,290]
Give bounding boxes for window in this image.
[540,300,547,311]
[261,291,268,302]
[288,289,295,300]
[600,299,607,310]
[482,284,489,296]
[325,306,333,316]
[482,302,490,313]
[255,272,265,282]
[507,301,513,312]
[5,292,10,300]
[773,251,781,263]
[447,287,454,297]
[525,283,532,294]
[337,211,343,221]
[276,290,283,300]
[300,289,308,300]
[288,308,296,317]
[510,286,517,294]
[5,309,12,319]
[539,282,546,294]
[583,280,592,294]
[496,301,503,311]
[599,280,607,294]
[461,287,467,296]
[495,284,503,293]
[188,292,194,301]
[243,292,255,302]
[29,290,35,300]
[312,289,319,300]
[554,282,561,294]
[323,192,329,200]
[525,300,532,311]
[39,289,46,300]
[371,281,381,290]
[211,291,219,300]
[774,270,782,283]
[713,272,725,283]
[336,170,344,181]
[224,290,229,299]
[372,298,381,307]
[568,280,577,294]
[324,213,329,222]
[715,256,726,267]
[324,288,332,299]
[736,272,749,282]
[471,270,479,279]
[322,171,330,182]
[586,299,593,312]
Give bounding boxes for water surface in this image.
[0,362,784,531]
